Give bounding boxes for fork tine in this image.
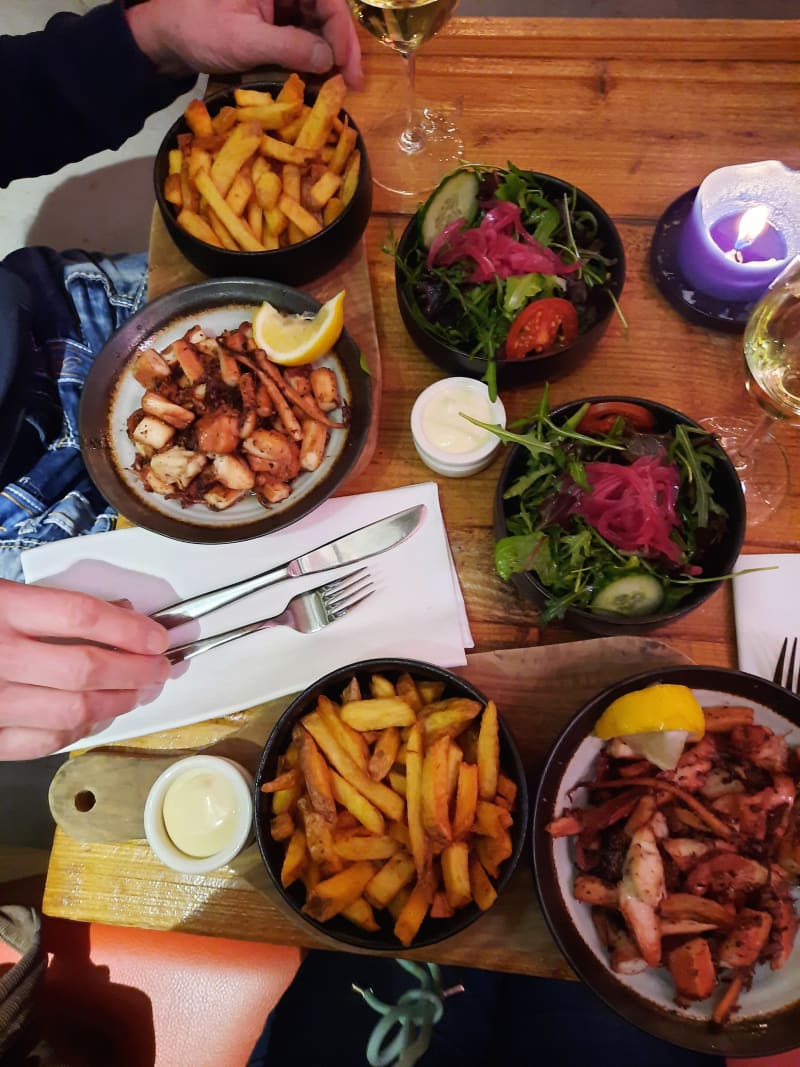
[327,585,375,620]
[321,567,369,599]
[789,637,798,694]
[322,570,372,607]
[326,577,374,615]
[774,637,789,685]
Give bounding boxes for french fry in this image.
[209,122,262,196]
[330,771,385,835]
[388,771,407,797]
[225,170,254,217]
[386,886,412,922]
[365,852,416,910]
[185,99,214,138]
[341,677,362,703]
[303,713,405,822]
[419,680,446,705]
[302,859,321,894]
[477,700,500,801]
[341,698,416,732]
[334,833,399,861]
[164,174,182,206]
[195,171,265,251]
[431,891,455,919]
[329,126,358,175]
[370,675,397,699]
[237,101,302,129]
[176,209,222,248]
[447,743,463,802]
[212,105,238,136]
[287,220,307,246]
[441,842,472,910]
[387,820,411,849]
[422,698,482,744]
[299,798,342,877]
[396,673,423,715]
[452,762,479,841]
[264,205,288,237]
[394,877,435,947]
[278,194,322,239]
[473,800,512,838]
[277,73,306,106]
[421,735,452,850]
[308,169,341,210]
[295,74,347,151]
[207,208,238,251]
[261,135,313,166]
[316,694,369,771]
[255,170,282,212]
[270,811,295,841]
[341,897,380,932]
[168,148,183,175]
[188,147,212,179]
[469,857,498,912]
[369,727,402,781]
[247,201,263,241]
[340,149,361,205]
[277,109,308,144]
[296,724,336,823]
[405,722,431,880]
[281,163,302,203]
[234,87,275,107]
[303,861,375,923]
[497,773,518,807]
[281,828,307,888]
[474,829,512,880]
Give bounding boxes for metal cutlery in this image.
[773,637,800,694]
[151,503,424,630]
[166,568,373,665]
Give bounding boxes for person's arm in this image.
[0,2,196,188]
[0,579,170,760]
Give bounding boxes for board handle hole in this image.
[74,790,96,813]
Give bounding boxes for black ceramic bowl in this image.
[254,658,529,951]
[493,396,746,636]
[154,81,372,285]
[394,169,625,388]
[532,664,800,1057]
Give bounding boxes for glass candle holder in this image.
[678,160,800,303]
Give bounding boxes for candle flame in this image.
[735,205,769,249]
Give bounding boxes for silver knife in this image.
[150,503,426,629]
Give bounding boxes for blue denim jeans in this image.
[0,247,148,581]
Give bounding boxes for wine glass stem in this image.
[731,411,776,466]
[400,52,423,154]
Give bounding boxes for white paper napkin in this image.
[733,553,800,681]
[22,482,473,751]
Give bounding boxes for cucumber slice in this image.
[420,170,480,249]
[591,575,664,617]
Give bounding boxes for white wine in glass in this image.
[349,0,463,198]
[702,255,800,527]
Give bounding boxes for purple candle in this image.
[677,161,800,303]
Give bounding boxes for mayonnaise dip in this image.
[162,768,241,858]
[420,383,492,454]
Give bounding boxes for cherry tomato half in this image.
[505,298,579,360]
[577,401,657,435]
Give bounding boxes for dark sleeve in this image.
[0,1,197,187]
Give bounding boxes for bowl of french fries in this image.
[255,658,528,950]
[533,665,800,1057]
[155,73,371,285]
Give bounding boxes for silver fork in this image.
[772,637,799,693]
[165,568,373,665]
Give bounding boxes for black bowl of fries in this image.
[254,658,529,951]
[154,74,372,285]
[532,664,800,1057]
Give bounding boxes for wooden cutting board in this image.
[44,636,690,977]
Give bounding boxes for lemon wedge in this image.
[252,290,345,366]
[593,684,706,771]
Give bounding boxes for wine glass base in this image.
[701,415,790,528]
[367,108,464,198]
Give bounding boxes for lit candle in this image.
[677,160,800,303]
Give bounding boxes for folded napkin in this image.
[21,482,473,751]
[733,553,800,681]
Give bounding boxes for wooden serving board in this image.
[147,213,382,486]
[44,636,690,977]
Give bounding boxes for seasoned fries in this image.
[262,670,518,946]
[163,73,361,252]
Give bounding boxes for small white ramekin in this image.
[410,377,507,478]
[143,754,254,875]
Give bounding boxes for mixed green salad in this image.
[471,391,736,623]
[394,164,623,398]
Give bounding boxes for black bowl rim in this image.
[78,276,372,544]
[493,394,747,628]
[153,79,370,262]
[394,167,626,368]
[531,663,800,1056]
[254,656,530,951]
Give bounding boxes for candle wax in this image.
[709,215,787,263]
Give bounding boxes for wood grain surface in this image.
[44,18,800,973]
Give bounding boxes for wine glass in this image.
[702,254,800,528]
[348,0,463,198]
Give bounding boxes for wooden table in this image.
[44,17,800,976]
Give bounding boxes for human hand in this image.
[0,580,169,760]
[127,0,363,89]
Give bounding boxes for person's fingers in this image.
[243,22,334,75]
[0,680,143,733]
[316,0,363,88]
[2,633,170,694]
[0,726,81,761]
[0,580,168,654]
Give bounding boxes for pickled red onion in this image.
[426,201,581,282]
[567,455,684,564]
